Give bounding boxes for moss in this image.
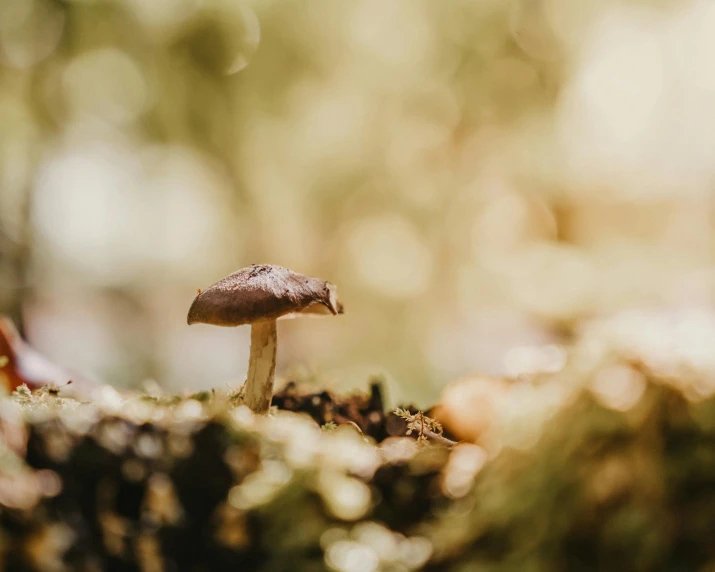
[5,367,715,570]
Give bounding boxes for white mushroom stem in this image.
[243,320,278,414]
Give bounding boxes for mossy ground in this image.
[2,360,715,571]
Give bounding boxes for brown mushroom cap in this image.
[187,264,344,327]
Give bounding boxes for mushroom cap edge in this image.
[187,264,344,327]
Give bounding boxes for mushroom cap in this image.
[187,264,344,327]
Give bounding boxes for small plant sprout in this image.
[228,385,245,407]
[394,408,456,446]
[43,380,73,396]
[12,384,31,400]
[11,381,78,409]
[188,264,344,414]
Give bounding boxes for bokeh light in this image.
[0,0,712,408]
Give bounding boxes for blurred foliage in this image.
[0,0,714,403]
[431,382,715,571]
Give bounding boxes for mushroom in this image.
[187,264,344,414]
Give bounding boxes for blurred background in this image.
[0,0,713,406]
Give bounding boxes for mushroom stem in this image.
[243,320,278,414]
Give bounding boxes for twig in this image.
[412,420,458,447]
[394,408,458,447]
